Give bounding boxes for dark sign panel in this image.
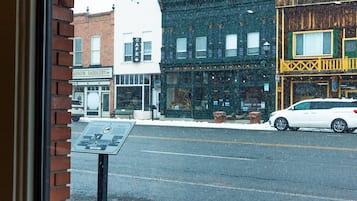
[133,37,141,62]
[72,120,135,155]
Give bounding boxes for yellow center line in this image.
[130,135,357,152]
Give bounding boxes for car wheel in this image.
[72,116,80,122]
[331,118,347,133]
[289,127,299,131]
[274,117,289,131]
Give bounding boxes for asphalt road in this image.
[70,122,357,201]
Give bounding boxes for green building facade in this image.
[159,0,276,120]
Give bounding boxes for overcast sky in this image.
[73,0,116,14]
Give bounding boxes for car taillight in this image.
[354,109,357,113]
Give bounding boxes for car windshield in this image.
[72,100,81,106]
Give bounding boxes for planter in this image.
[213,111,226,123]
[133,110,152,120]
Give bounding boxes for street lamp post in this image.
[263,41,271,122]
[263,41,271,54]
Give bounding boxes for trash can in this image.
[248,112,261,124]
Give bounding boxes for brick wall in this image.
[73,11,114,67]
[51,0,74,200]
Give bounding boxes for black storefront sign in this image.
[133,37,141,62]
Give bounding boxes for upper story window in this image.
[73,37,82,66]
[143,41,152,61]
[247,32,260,55]
[196,36,207,59]
[142,31,152,61]
[123,33,133,62]
[91,35,100,65]
[176,37,187,59]
[225,34,237,57]
[294,31,332,57]
[124,43,133,62]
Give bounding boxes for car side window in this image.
[310,102,319,109]
[294,102,310,110]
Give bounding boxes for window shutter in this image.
[288,32,293,59]
[333,29,339,58]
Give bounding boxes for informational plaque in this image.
[72,121,135,155]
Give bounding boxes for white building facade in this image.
[114,0,162,119]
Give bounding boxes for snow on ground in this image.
[78,117,346,133]
[79,117,277,131]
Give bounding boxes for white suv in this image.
[269,98,357,133]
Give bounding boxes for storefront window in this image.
[340,81,357,98]
[73,86,84,106]
[180,72,191,84]
[117,86,142,110]
[293,82,328,103]
[167,73,178,84]
[167,88,192,110]
[241,87,263,112]
[193,87,208,110]
[194,72,208,84]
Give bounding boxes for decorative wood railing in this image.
[280,58,357,73]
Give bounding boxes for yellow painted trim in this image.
[293,29,334,35]
[275,8,279,112]
[281,73,357,77]
[344,37,357,40]
[280,9,285,110]
[281,76,284,110]
[282,9,285,64]
[292,30,334,59]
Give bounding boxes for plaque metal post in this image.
[97,154,109,201]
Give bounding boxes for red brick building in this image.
[51,1,74,200]
[72,10,115,118]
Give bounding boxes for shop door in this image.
[152,89,161,119]
[101,93,110,117]
[192,87,209,119]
